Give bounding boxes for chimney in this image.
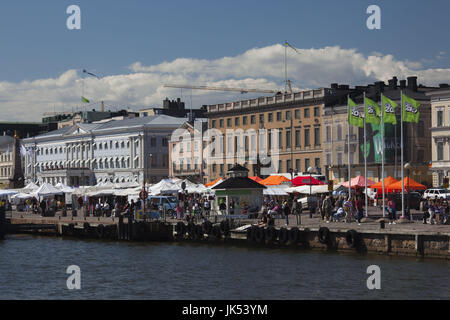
[388,76,398,90]
[399,80,406,89]
[407,76,418,91]
[101,101,104,112]
[374,81,385,92]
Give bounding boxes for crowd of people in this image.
[421,197,450,225]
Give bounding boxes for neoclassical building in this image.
[0,135,15,188]
[22,115,186,186]
[427,85,450,186]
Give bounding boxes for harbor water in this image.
[0,235,449,299]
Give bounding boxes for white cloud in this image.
[1,44,450,122]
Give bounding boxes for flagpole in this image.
[381,92,385,218]
[401,90,405,218]
[347,95,351,199]
[364,92,368,217]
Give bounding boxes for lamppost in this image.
[307,166,314,218]
[404,162,411,219]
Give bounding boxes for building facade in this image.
[205,87,357,180]
[427,85,450,187]
[0,136,14,188]
[324,77,436,187]
[168,120,209,184]
[22,115,185,186]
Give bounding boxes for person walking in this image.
[356,195,364,225]
[282,200,290,226]
[388,198,396,224]
[322,195,332,223]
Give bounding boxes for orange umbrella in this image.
[341,176,375,188]
[205,177,223,187]
[370,176,399,192]
[388,177,426,191]
[260,175,290,186]
[249,176,263,183]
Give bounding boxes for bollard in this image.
[380,220,385,229]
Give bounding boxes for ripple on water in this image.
[0,235,449,299]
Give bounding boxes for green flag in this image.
[81,96,90,103]
[364,97,380,125]
[402,93,420,123]
[348,97,364,128]
[382,95,398,125]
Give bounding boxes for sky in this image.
[1,0,450,121]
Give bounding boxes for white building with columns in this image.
[22,115,186,186]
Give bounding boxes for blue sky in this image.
[1,0,449,81]
[0,0,449,121]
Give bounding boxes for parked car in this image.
[422,188,450,200]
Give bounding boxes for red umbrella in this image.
[291,176,325,187]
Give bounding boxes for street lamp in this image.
[404,162,412,219]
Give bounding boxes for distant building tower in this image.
[8,131,24,188]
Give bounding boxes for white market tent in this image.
[55,183,75,194]
[263,185,289,196]
[32,183,63,197]
[22,182,39,192]
[11,193,34,200]
[148,179,180,195]
[0,189,19,197]
[286,185,338,195]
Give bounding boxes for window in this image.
[326,154,331,165]
[315,158,320,169]
[243,116,248,125]
[278,160,283,173]
[294,129,301,148]
[286,110,291,120]
[276,112,282,121]
[151,137,157,147]
[304,108,310,118]
[314,107,320,117]
[314,127,320,146]
[304,128,310,146]
[305,158,310,170]
[259,114,264,123]
[235,117,240,126]
[162,138,168,147]
[295,159,300,171]
[278,131,283,150]
[250,115,256,124]
[268,113,273,122]
[212,164,216,172]
[227,118,232,127]
[337,124,342,141]
[437,142,444,161]
[295,109,300,119]
[212,120,216,128]
[326,126,331,142]
[220,119,224,128]
[286,159,291,171]
[220,164,224,175]
[286,129,291,148]
[437,110,443,127]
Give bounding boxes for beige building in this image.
[0,136,14,188]
[169,120,209,184]
[427,85,450,187]
[205,87,355,181]
[324,77,435,187]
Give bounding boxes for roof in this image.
[25,115,187,141]
[228,164,249,172]
[212,177,266,190]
